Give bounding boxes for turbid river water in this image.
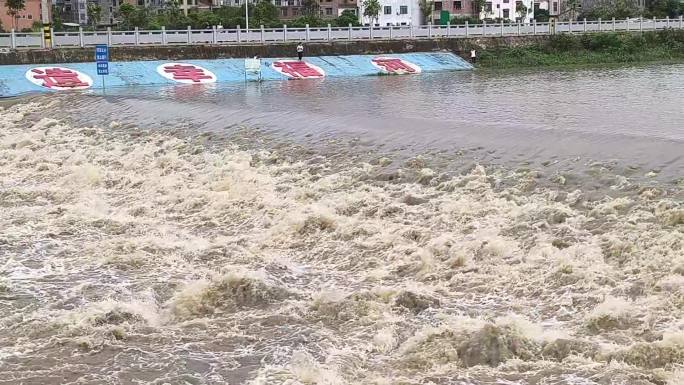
[1,63,683,385]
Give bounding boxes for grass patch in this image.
[477,30,684,68]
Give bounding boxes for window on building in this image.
[454,1,462,9]
[503,8,509,17]
[292,8,299,15]
[384,5,391,14]
[137,0,144,5]
[325,7,332,14]
[275,0,281,5]
[281,8,288,16]
[552,1,558,12]
[400,22,407,25]
[434,1,442,10]
[503,0,509,3]
[533,1,539,10]
[485,2,492,12]
[288,0,294,5]
[400,5,408,13]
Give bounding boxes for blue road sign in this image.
[95,44,109,76]
[95,45,109,62]
[97,62,109,75]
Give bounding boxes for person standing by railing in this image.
[297,43,304,61]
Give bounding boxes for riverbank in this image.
[476,30,684,68]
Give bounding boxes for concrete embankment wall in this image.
[0,35,550,65]
[0,52,472,96]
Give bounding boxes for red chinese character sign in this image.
[25,67,93,90]
[157,63,217,84]
[371,57,422,75]
[271,61,326,80]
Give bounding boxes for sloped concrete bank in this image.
[0,36,549,65]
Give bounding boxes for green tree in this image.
[579,0,639,20]
[516,1,529,20]
[418,0,434,24]
[0,18,4,32]
[117,4,150,29]
[301,0,319,17]
[563,0,580,20]
[52,5,64,31]
[251,0,279,27]
[87,2,102,29]
[334,9,360,26]
[534,8,550,22]
[362,0,380,25]
[5,0,26,30]
[471,0,486,16]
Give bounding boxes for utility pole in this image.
[41,0,52,48]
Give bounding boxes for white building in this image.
[359,0,421,26]
[480,0,534,22]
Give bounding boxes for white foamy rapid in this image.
[0,100,683,385]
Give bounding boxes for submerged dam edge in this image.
[0,35,548,65]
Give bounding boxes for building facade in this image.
[430,0,477,23]
[0,0,48,30]
[480,0,534,22]
[359,0,419,26]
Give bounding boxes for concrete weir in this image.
[0,52,472,97]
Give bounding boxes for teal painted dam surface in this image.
[0,52,472,97]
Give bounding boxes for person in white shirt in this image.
[297,43,304,61]
[470,49,477,64]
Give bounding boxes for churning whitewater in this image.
[0,98,683,385]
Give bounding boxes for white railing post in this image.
[446,21,450,37]
[261,25,265,43]
[626,18,629,32]
[305,24,310,41]
[389,24,393,39]
[640,17,643,33]
[500,19,504,36]
[187,25,191,44]
[410,23,414,38]
[428,22,432,38]
[79,26,84,47]
[568,19,572,33]
[666,16,669,28]
[212,25,217,44]
[10,29,16,49]
[283,24,287,42]
[680,15,683,29]
[107,27,112,46]
[612,17,616,31]
[162,26,167,45]
[653,16,656,30]
[369,24,373,39]
[517,21,520,35]
[50,28,55,48]
[40,28,45,48]
[237,25,241,43]
[583,18,587,33]
[598,18,602,32]
[483,20,487,36]
[134,27,139,46]
[465,21,469,37]
[532,19,535,35]
[327,23,331,41]
[348,23,352,40]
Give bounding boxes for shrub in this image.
[547,34,582,52]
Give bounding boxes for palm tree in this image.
[362,0,380,25]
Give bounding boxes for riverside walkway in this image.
[1,17,682,50]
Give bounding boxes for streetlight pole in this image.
[245,0,249,30]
